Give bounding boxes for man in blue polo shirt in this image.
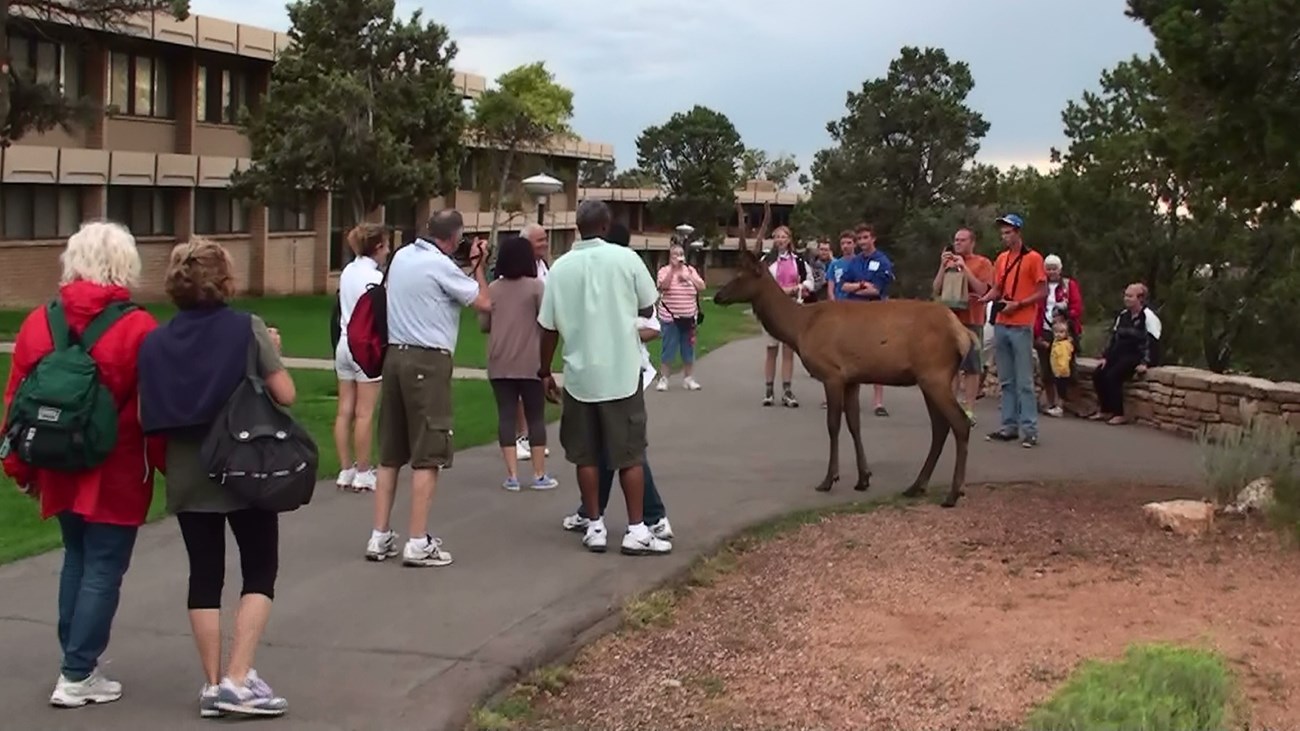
[840,223,894,416]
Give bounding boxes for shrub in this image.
[1197,415,1297,506]
[1024,643,1237,731]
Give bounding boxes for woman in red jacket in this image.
[1033,254,1085,416]
[1,221,161,709]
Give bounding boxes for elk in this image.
[715,212,979,507]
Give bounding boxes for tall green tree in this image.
[740,148,799,190]
[2,0,189,146]
[232,0,465,225]
[635,105,744,243]
[470,61,574,245]
[578,159,615,187]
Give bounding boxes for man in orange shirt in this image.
[932,227,993,424]
[979,214,1048,447]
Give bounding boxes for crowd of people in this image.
[0,201,1165,721]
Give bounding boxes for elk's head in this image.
[713,248,767,305]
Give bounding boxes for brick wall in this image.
[982,353,1300,437]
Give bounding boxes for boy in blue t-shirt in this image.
[838,225,894,415]
[825,230,856,300]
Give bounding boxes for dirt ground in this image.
[526,482,1300,731]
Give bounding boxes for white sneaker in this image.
[352,468,377,491]
[621,526,673,556]
[402,536,453,567]
[583,521,608,553]
[199,683,222,718]
[50,668,122,707]
[562,513,590,532]
[655,377,669,392]
[1046,405,1064,418]
[516,437,531,461]
[683,377,702,391]
[336,465,357,489]
[650,517,674,541]
[365,530,398,562]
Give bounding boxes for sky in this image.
[192,0,1155,180]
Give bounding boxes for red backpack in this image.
[346,272,389,379]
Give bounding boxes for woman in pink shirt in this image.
[761,226,813,407]
[654,243,706,392]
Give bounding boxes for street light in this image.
[521,173,563,225]
[674,223,696,245]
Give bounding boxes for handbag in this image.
[937,267,969,310]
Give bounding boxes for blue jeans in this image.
[574,450,667,524]
[56,513,138,681]
[659,320,695,365]
[994,324,1038,439]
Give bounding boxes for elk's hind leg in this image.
[902,385,952,499]
[843,383,872,491]
[815,379,844,492]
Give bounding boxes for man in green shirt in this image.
[538,200,671,556]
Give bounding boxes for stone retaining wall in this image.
[981,356,1300,438]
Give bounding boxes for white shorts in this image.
[335,338,381,383]
[762,327,784,349]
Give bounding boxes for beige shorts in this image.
[762,326,786,349]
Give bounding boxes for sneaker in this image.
[402,535,453,567]
[655,377,669,392]
[516,437,531,461]
[985,429,1017,442]
[336,465,357,489]
[874,405,889,417]
[214,669,287,717]
[365,530,398,562]
[530,474,559,490]
[649,517,674,541]
[199,683,222,718]
[49,668,122,708]
[761,392,775,407]
[782,391,800,408]
[562,513,590,532]
[621,526,673,556]
[502,477,521,492]
[583,521,608,553]
[351,468,377,491]
[683,377,702,391]
[1046,405,1064,418]
[1021,435,1039,448]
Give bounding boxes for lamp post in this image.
[675,223,700,267]
[521,173,564,226]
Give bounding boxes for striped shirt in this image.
[655,264,700,320]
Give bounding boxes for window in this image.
[107,187,176,237]
[384,199,417,241]
[109,51,173,118]
[194,189,248,234]
[1,185,83,240]
[268,195,316,232]
[458,155,477,190]
[197,65,254,124]
[7,34,83,97]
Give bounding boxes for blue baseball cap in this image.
[996,213,1024,229]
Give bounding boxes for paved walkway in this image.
[0,336,1203,731]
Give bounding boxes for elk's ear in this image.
[739,248,761,270]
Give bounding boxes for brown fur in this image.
[714,247,976,507]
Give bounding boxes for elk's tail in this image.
[949,311,980,367]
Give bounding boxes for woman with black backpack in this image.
[138,239,299,719]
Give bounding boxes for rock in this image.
[1223,477,1275,515]
[661,678,683,689]
[1143,500,1215,537]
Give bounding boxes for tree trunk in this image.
[486,146,516,248]
[1,0,11,145]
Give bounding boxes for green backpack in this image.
[0,299,137,472]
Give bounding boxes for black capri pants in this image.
[490,378,548,448]
[176,509,279,610]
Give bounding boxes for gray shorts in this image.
[960,324,984,375]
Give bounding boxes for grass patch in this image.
[622,589,679,630]
[1197,415,1300,544]
[0,354,557,565]
[1,291,758,372]
[466,664,575,731]
[1024,643,1238,731]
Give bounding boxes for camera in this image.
[453,235,477,266]
[988,300,1008,323]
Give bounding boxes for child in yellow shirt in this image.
[1049,317,1075,401]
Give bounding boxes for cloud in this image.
[189,0,1154,176]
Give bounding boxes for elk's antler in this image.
[756,202,773,250]
[735,201,749,251]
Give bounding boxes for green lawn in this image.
[0,355,546,564]
[1,292,758,370]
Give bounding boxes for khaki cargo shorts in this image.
[378,345,455,470]
[559,384,648,470]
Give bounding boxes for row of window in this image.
[7,33,256,125]
[0,185,315,241]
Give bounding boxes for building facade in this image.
[0,10,613,307]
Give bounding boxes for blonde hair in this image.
[165,238,236,309]
[59,220,141,288]
[347,223,388,259]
